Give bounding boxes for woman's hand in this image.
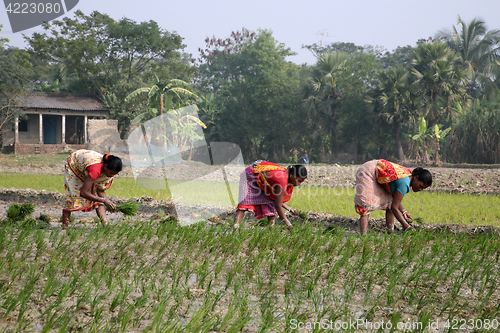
[103,199,117,211]
[402,210,412,221]
[282,204,301,216]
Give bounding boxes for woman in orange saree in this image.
[354,159,432,233]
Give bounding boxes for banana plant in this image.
[412,117,450,165]
[411,118,432,164]
[125,76,198,125]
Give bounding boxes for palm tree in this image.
[436,17,500,99]
[367,66,417,161]
[295,52,349,156]
[125,77,198,125]
[299,52,349,117]
[411,41,471,165]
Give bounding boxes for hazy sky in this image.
[1,0,500,65]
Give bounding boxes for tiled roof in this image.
[15,92,109,111]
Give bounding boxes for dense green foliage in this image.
[0,26,33,135]
[24,11,194,133]
[443,97,500,163]
[195,29,302,161]
[2,15,500,164]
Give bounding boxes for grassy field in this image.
[0,153,68,167]
[290,187,500,227]
[0,221,498,332]
[2,173,500,226]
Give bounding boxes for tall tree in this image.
[302,41,364,59]
[196,29,301,162]
[379,46,415,69]
[194,27,257,92]
[26,10,185,94]
[411,41,470,164]
[436,17,500,99]
[294,52,348,158]
[296,50,381,161]
[367,66,417,161]
[126,77,198,124]
[0,26,32,134]
[25,11,189,133]
[443,97,500,164]
[335,51,382,160]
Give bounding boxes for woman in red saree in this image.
[235,161,307,230]
[62,150,122,227]
[354,159,432,233]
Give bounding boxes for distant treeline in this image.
[1,14,499,165]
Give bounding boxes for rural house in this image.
[1,92,110,154]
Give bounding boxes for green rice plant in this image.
[5,202,34,222]
[41,308,63,333]
[116,201,141,216]
[14,229,31,254]
[2,293,20,319]
[117,303,135,332]
[214,259,225,280]
[0,218,499,331]
[145,300,169,332]
[89,293,106,318]
[195,259,211,289]
[216,294,250,332]
[54,278,74,307]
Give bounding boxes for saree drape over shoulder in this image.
[237,161,294,220]
[354,159,411,216]
[63,150,114,212]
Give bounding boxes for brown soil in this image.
[1,163,500,235]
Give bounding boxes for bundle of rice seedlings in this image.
[6,203,34,221]
[116,201,141,216]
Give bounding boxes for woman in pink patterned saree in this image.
[62,150,122,227]
[235,161,307,230]
[354,159,432,233]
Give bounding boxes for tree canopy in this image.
[0,26,33,133]
[24,11,192,134]
[196,29,301,161]
[4,16,500,164]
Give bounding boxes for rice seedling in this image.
[116,201,141,216]
[6,202,34,221]
[0,215,499,331]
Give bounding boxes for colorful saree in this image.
[63,150,114,212]
[354,159,411,216]
[375,159,412,195]
[237,161,293,219]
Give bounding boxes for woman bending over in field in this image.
[234,161,307,230]
[62,149,122,227]
[354,159,432,233]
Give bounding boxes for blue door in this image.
[43,115,58,144]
